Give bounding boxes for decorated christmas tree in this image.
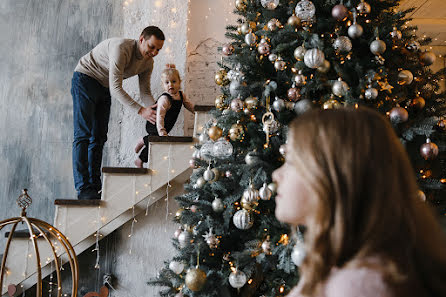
[150,0,445,296]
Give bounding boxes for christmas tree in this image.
[150,0,445,296]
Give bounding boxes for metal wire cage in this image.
[0,189,79,297]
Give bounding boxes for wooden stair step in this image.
[194,105,214,112]
[54,199,101,206]
[102,167,151,174]
[147,136,194,143]
[5,230,49,238]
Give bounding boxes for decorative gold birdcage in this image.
[0,189,79,297]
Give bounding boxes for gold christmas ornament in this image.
[287,15,301,28]
[245,96,259,110]
[185,267,207,291]
[175,208,185,219]
[397,70,414,85]
[215,69,229,86]
[241,196,259,210]
[420,51,436,66]
[215,94,226,110]
[411,96,425,110]
[235,0,248,11]
[208,126,223,141]
[229,123,244,141]
[323,99,342,109]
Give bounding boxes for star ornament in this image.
[378,80,394,93]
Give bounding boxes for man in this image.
[71,26,164,200]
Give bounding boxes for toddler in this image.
[135,64,194,167]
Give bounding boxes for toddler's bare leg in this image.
[135,138,145,153]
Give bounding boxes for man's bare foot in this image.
[135,158,144,168]
[135,138,144,153]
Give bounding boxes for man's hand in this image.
[138,103,157,124]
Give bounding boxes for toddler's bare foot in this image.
[134,158,144,168]
[135,138,144,153]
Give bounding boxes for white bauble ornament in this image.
[199,140,214,161]
[259,183,272,200]
[245,32,257,46]
[295,0,316,22]
[243,184,260,203]
[212,197,224,212]
[268,53,278,62]
[192,149,201,159]
[333,36,352,52]
[364,88,378,100]
[291,241,306,266]
[233,209,254,229]
[274,56,286,71]
[272,97,285,111]
[240,23,250,35]
[294,46,306,60]
[261,0,279,10]
[229,80,249,98]
[370,38,386,55]
[229,270,247,289]
[178,230,192,248]
[348,23,363,39]
[212,137,233,159]
[169,261,185,274]
[203,168,215,181]
[332,79,349,97]
[304,48,325,69]
[198,132,209,143]
[195,177,206,189]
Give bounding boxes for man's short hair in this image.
[141,26,165,41]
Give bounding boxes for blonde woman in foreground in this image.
[273,107,446,297]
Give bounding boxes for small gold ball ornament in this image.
[185,267,207,291]
[215,69,229,86]
[235,0,248,11]
[287,15,301,28]
[229,123,244,141]
[208,126,223,141]
[215,94,226,110]
[323,99,342,109]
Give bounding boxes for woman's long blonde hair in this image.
[287,107,446,297]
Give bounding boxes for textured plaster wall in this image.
[0,0,123,249]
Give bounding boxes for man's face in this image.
[139,35,164,59]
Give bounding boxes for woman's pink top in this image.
[287,265,395,297]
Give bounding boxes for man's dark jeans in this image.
[71,71,111,197]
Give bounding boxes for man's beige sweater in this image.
[75,38,155,113]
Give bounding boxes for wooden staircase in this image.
[1,106,214,296]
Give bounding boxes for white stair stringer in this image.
[1,107,214,296]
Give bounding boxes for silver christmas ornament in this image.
[357,0,371,15]
[331,4,348,21]
[304,48,325,69]
[332,78,349,97]
[222,43,235,56]
[364,87,378,100]
[199,140,214,161]
[230,97,244,112]
[389,106,409,124]
[212,197,224,212]
[192,149,201,159]
[258,40,270,55]
[294,46,306,60]
[397,70,414,85]
[370,38,386,55]
[240,23,250,35]
[243,184,260,203]
[178,230,192,248]
[261,0,279,10]
[267,18,280,31]
[203,168,216,181]
[233,209,254,230]
[348,23,363,39]
[228,270,247,289]
[268,182,277,194]
[268,53,278,62]
[212,137,233,159]
[291,241,306,266]
[195,177,206,189]
[293,70,306,86]
[333,36,352,53]
[295,0,316,22]
[272,97,285,111]
[294,99,313,115]
[169,261,185,274]
[198,132,209,143]
[229,80,249,98]
[259,183,272,200]
[245,152,259,165]
[245,32,257,46]
[406,40,421,52]
[274,56,286,71]
[390,27,402,40]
